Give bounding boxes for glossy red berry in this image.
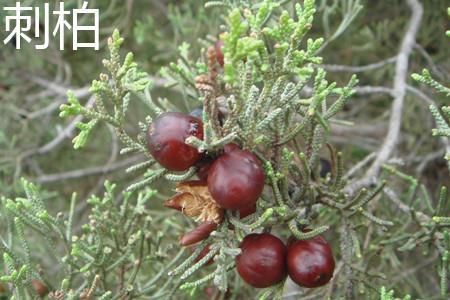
[286,236,297,248]
[223,142,240,154]
[215,40,224,67]
[287,235,335,288]
[239,203,256,218]
[207,146,265,211]
[236,233,287,288]
[147,112,204,171]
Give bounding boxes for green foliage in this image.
[379,286,411,300]
[59,1,397,298]
[412,9,450,163]
[0,179,182,299]
[60,29,150,152]
[412,69,450,97]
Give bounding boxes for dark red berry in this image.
[236,233,287,288]
[207,146,265,211]
[223,143,240,154]
[147,112,204,171]
[239,203,256,218]
[196,143,240,181]
[32,280,49,298]
[287,235,335,288]
[215,40,224,67]
[286,236,297,248]
[180,221,218,246]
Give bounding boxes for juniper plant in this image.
[2,1,450,300]
[58,1,368,296]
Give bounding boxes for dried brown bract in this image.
[164,180,224,224]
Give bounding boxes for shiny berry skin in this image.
[215,40,224,67]
[287,235,335,288]
[236,233,287,288]
[207,146,265,211]
[239,203,256,218]
[147,112,203,171]
[195,144,240,181]
[223,143,240,154]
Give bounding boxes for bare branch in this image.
[26,75,91,98]
[321,56,397,73]
[407,85,450,171]
[34,155,144,184]
[346,0,423,194]
[354,86,393,95]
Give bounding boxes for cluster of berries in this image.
[147,111,264,240]
[237,232,334,288]
[146,110,335,290]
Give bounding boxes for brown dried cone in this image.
[164,180,223,223]
[164,180,224,246]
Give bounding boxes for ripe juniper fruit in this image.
[287,235,335,288]
[147,112,204,171]
[238,203,257,218]
[236,233,287,288]
[195,145,239,182]
[207,144,265,211]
